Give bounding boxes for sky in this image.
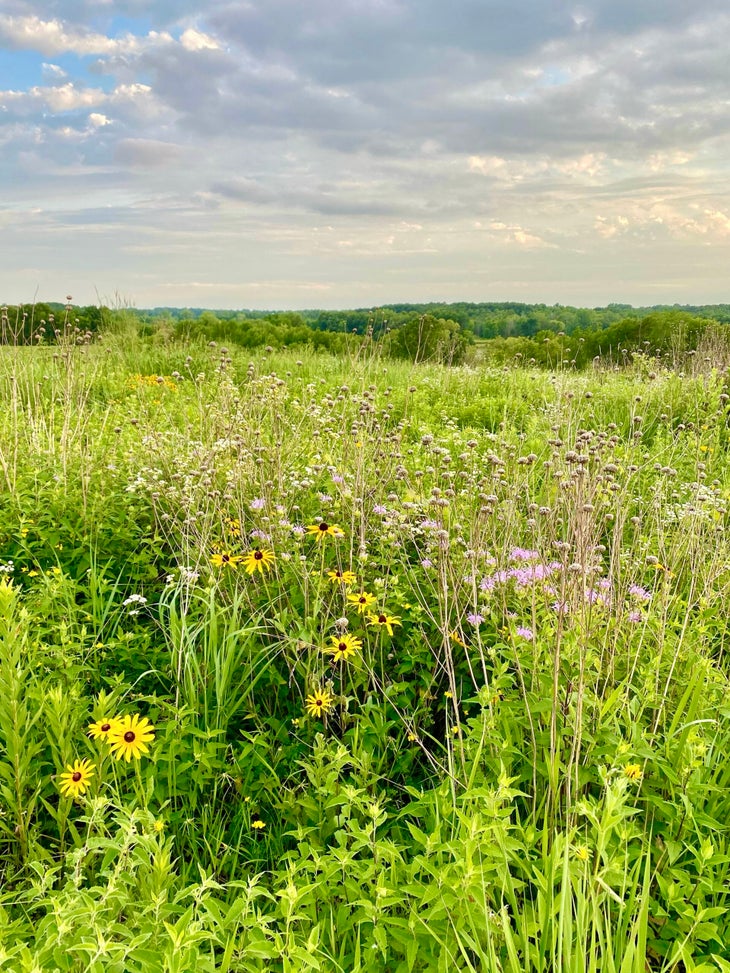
[2,1,730,310]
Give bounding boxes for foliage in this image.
[1,329,730,968]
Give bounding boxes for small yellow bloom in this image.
[623,763,642,781]
[58,759,95,799]
[575,845,590,862]
[305,688,334,718]
[449,630,466,647]
[444,691,453,699]
[242,548,276,574]
[327,633,362,662]
[252,819,266,830]
[88,717,122,741]
[327,569,357,586]
[367,611,402,637]
[211,552,242,569]
[306,521,345,541]
[347,590,377,614]
[153,819,166,833]
[107,714,156,762]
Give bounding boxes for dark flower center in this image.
[254,550,263,560]
[72,772,82,782]
[124,731,136,743]
[338,642,347,651]
[378,614,387,623]
[221,554,230,563]
[359,597,366,603]
[319,522,329,531]
[316,698,323,706]
[101,723,111,732]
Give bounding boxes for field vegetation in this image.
[1,303,730,970]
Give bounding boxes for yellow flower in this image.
[88,717,122,741]
[347,591,377,614]
[306,521,345,541]
[623,763,642,781]
[107,714,156,762]
[252,819,266,830]
[327,569,357,586]
[327,633,362,662]
[574,845,590,862]
[153,819,166,833]
[211,552,242,569]
[58,758,95,799]
[449,630,466,647]
[242,548,276,574]
[367,611,402,637]
[305,689,334,718]
[226,518,241,534]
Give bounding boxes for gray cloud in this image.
[3,0,730,308]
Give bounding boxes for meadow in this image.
[1,315,730,971]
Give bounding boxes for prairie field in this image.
[1,325,730,972]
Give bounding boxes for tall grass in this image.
[0,331,729,968]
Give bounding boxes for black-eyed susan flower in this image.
[347,590,376,614]
[211,552,242,569]
[58,758,95,799]
[107,714,156,762]
[305,689,334,718]
[367,611,402,637]
[242,548,276,575]
[306,521,345,541]
[623,763,642,781]
[327,633,362,662]
[327,569,357,586]
[88,717,122,741]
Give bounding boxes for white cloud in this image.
[180,27,220,51]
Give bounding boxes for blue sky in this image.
[2,1,730,309]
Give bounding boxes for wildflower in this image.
[515,626,534,641]
[153,819,166,833]
[623,763,642,781]
[242,548,276,574]
[574,845,590,862]
[88,717,122,741]
[306,521,345,541]
[58,759,95,799]
[628,610,643,623]
[327,633,362,662]
[347,590,377,614]
[226,517,241,534]
[444,691,453,699]
[250,497,266,510]
[367,612,402,636]
[251,819,266,829]
[327,569,357,586]
[466,612,484,627]
[449,630,466,647]
[107,714,155,761]
[305,689,334,718]
[210,552,242,569]
[372,504,387,515]
[628,584,651,602]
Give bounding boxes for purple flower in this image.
[250,529,271,541]
[250,497,266,510]
[628,584,651,602]
[552,600,570,615]
[332,474,345,484]
[291,525,306,536]
[466,612,484,626]
[421,558,433,569]
[420,519,439,530]
[373,504,387,515]
[628,610,643,623]
[509,548,541,562]
[515,626,534,641]
[479,575,496,591]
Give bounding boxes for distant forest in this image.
[3,300,730,367]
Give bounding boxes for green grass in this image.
[1,332,729,970]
